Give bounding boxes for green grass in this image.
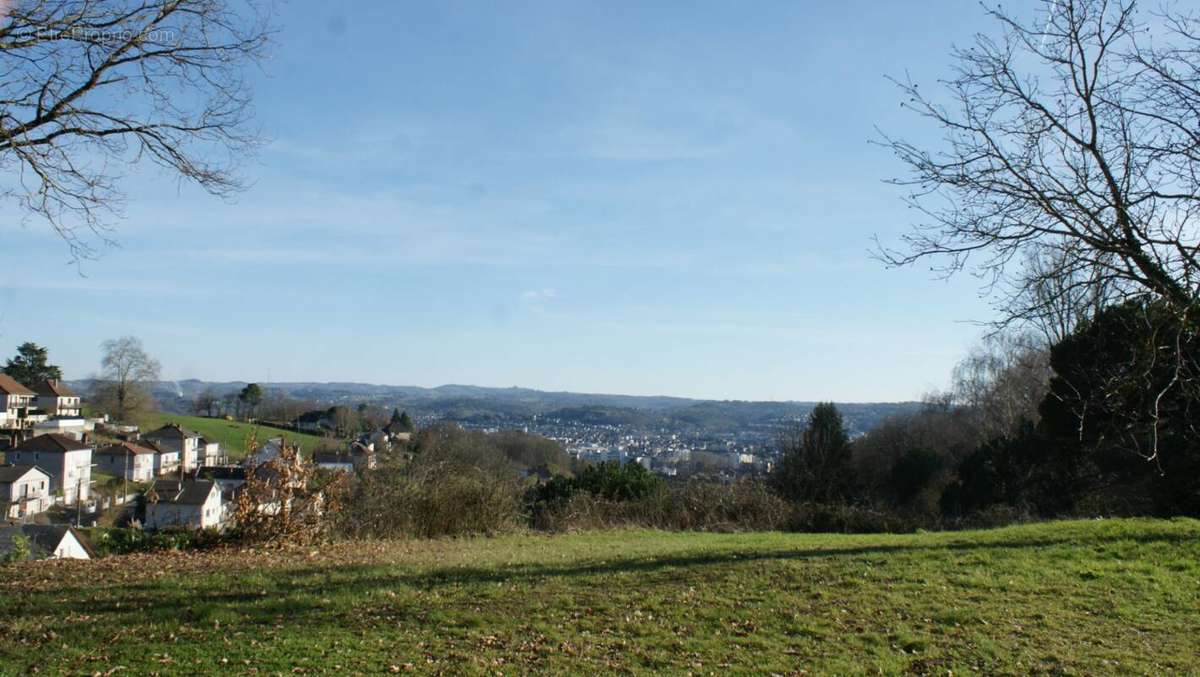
[1,518,1197,675]
[136,412,330,460]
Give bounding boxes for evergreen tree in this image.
[3,342,63,386]
[238,383,263,419]
[771,402,852,503]
[398,410,415,432]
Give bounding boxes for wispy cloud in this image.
[521,288,559,303]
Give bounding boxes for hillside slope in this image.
[136,413,329,459]
[1,519,1196,674]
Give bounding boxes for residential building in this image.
[0,374,42,439]
[142,423,203,472]
[5,433,92,504]
[0,464,52,518]
[0,524,95,560]
[94,442,157,483]
[144,479,225,531]
[32,379,81,418]
[142,440,181,477]
[198,437,222,466]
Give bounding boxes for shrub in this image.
[339,426,525,539]
[573,461,664,501]
[786,503,930,534]
[80,527,224,556]
[531,479,794,533]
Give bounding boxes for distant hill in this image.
[69,379,923,435]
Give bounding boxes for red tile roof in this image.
[13,433,90,454]
[0,374,36,397]
[32,379,77,398]
[95,441,157,457]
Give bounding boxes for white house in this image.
[0,374,41,438]
[198,437,222,466]
[142,424,203,472]
[0,524,94,560]
[142,441,181,477]
[32,379,81,418]
[94,442,157,483]
[144,479,225,531]
[0,464,52,518]
[5,433,92,504]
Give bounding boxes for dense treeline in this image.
[846,299,1200,523]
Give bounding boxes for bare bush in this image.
[234,437,346,545]
[533,480,794,533]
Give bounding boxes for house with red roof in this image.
[32,379,81,418]
[5,433,92,504]
[0,374,43,441]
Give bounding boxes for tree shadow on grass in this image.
[14,528,1194,638]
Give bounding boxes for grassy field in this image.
[1,518,1196,675]
[136,412,330,460]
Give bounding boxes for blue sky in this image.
[1,0,1036,401]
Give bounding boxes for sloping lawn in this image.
[0,518,1196,674]
[136,412,330,460]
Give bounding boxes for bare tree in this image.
[951,332,1052,440]
[96,335,159,421]
[878,0,1200,467]
[878,0,1200,324]
[0,0,271,259]
[234,435,345,545]
[193,387,218,417]
[1009,245,1116,345]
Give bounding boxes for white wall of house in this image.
[59,449,91,503]
[146,434,201,472]
[36,395,81,418]
[181,437,199,472]
[144,488,223,531]
[95,453,155,483]
[52,531,91,559]
[0,393,36,431]
[201,442,221,466]
[153,450,181,476]
[0,468,52,518]
[5,448,91,503]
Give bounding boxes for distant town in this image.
[1,342,919,560]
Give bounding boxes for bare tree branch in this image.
[0,0,272,261]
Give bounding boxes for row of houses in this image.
[142,426,416,531]
[0,374,82,438]
[0,423,222,520]
[2,402,417,557]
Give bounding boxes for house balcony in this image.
[15,408,49,428]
